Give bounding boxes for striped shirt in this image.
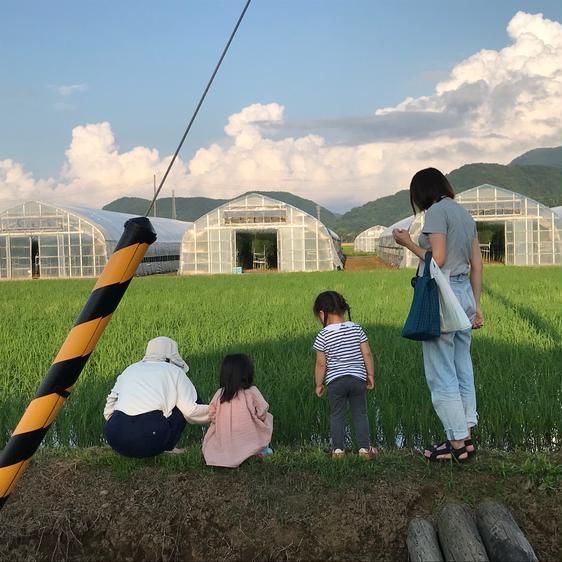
[313,322,368,385]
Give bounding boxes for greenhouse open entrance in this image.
[476,223,505,263]
[235,231,278,271]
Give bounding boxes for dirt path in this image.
[1,449,560,561]
[344,255,391,271]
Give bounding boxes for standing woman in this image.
[393,168,484,462]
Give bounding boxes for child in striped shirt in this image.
[313,291,377,460]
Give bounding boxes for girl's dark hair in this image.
[219,353,254,403]
[313,291,351,327]
[410,167,455,213]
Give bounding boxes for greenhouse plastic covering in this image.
[0,200,192,279]
[180,193,343,274]
[353,225,386,253]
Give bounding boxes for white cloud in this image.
[1,12,561,211]
[52,83,88,111]
[0,159,55,200]
[179,11,562,208]
[57,83,88,97]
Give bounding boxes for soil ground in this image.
[344,256,391,271]
[1,448,561,561]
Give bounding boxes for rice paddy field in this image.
[0,267,561,451]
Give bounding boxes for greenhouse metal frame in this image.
[180,193,343,274]
[0,200,193,279]
[374,185,562,267]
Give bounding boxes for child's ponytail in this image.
[313,291,352,326]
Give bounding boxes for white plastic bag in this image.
[420,259,472,333]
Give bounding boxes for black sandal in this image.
[465,438,477,457]
[425,441,470,464]
[429,439,476,457]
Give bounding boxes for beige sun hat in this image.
[142,336,189,373]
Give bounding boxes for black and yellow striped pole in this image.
[0,217,156,511]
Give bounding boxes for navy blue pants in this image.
[104,407,187,458]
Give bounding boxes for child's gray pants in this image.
[326,375,370,450]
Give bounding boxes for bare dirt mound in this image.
[1,449,560,561]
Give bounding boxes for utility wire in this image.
[145,0,252,217]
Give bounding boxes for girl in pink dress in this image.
[202,354,273,468]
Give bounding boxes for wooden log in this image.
[437,500,489,561]
[476,498,538,562]
[407,518,444,562]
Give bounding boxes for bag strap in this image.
[422,251,433,277]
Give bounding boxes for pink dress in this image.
[202,386,273,468]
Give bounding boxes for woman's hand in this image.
[472,308,484,329]
[393,228,412,248]
[315,385,325,398]
[366,374,375,390]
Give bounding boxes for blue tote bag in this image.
[401,251,441,341]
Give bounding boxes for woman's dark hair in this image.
[219,354,254,403]
[410,167,455,213]
[313,291,351,327]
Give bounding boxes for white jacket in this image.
[103,361,209,424]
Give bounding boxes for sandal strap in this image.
[427,441,448,452]
[464,438,473,447]
[426,448,448,461]
[447,442,469,462]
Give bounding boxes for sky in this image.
[1,1,561,212]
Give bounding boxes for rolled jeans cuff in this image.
[447,427,471,441]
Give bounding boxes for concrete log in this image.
[407,518,444,562]
[437,500,489,562]
[476,498,538,562]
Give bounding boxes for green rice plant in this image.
[0,267,560,450]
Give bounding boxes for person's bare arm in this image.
[315,351,327,397]
[392,230,447,267]
[360,341,375,390]
[470,237,484,329]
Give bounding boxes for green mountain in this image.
[333,190,411,240]
[103,191,338,229]
[335,159,562,239]
[510,146,562,169]
[104,196,223,222]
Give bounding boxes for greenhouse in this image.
[0,200,193,279]
[180,193,344,274]
[353,225,386,253]
[375,185,562,267]
[375,216,420,268]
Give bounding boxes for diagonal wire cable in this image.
[145,0,252,217]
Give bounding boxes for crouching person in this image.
[103,336,209,458]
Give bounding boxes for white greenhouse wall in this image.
[0,200,192,279]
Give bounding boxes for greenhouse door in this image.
[31,237,39,278]
[9,236,32,279]
[39,234,67,278]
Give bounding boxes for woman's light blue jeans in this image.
[422,274,478,441]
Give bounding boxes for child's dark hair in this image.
[409,167,455,213]
[313,291,352,327]
[219,353,254,403]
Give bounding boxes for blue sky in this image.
[1,1,561,209]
